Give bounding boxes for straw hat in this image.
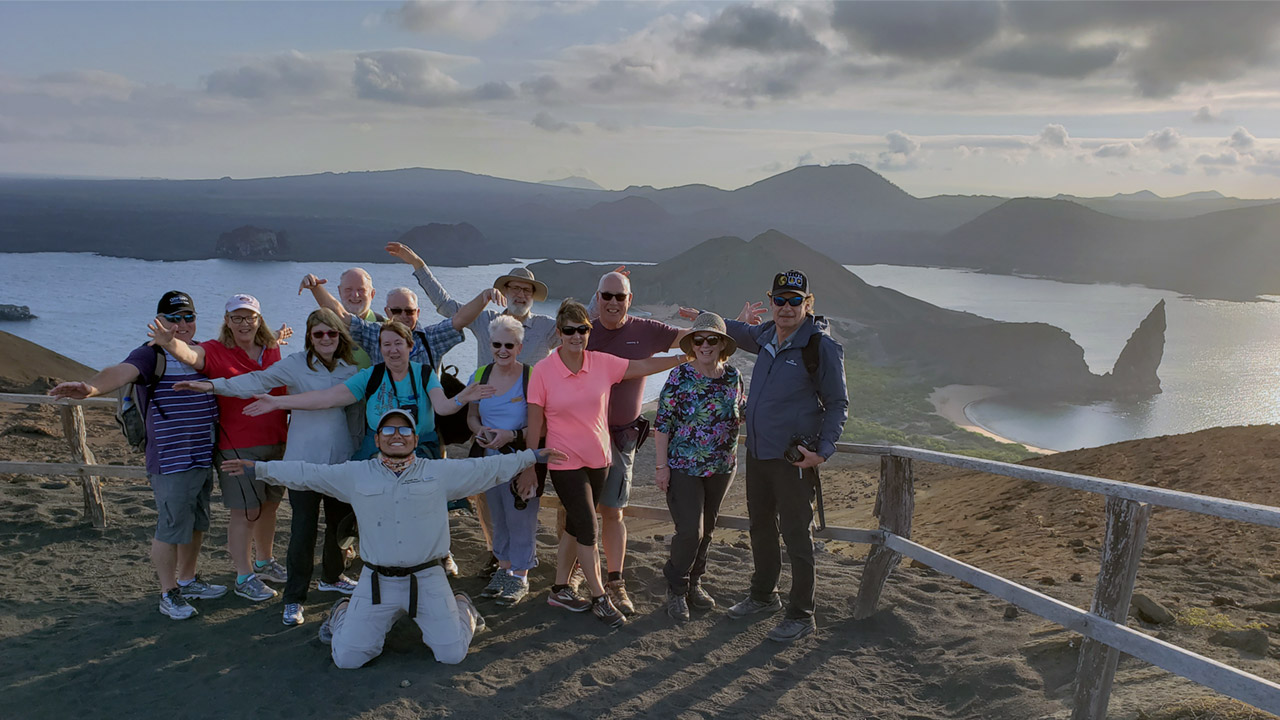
[679,312,737,357]
[493,267,549,302]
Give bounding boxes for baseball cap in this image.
[156,291,196,315]
[376,408,418,431]
[225,294,261,314]
[770,270,810,297]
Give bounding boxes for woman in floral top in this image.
[654,312,745,621]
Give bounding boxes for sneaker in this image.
[727,595,783,619]
[282,602,304,626]
[318,597,348,645]
[568,562,586,594]
[178,575,228,600]
[688,585,716,611]
[479,569,509,598]
[442,553,460,578]
[234,574,278,602]
[767,617,816,643]
[605,579,636,614]
[253,558,288,584]
[591,595,627,628]
[495,573,529,607]
[317,575,358,595]
[666,592,690,621]
[547,586,591,612]
[159,588,197,620]
[455,592,486,633]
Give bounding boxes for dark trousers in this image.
[663,469,734,594]
[282,489,354,604]
[550,467,608,547]
[746,454,817,620]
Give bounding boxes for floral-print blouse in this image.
[654,363,745,477]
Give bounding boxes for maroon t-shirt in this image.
[587,317,678,426]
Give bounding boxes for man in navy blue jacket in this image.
[722,270,848,643]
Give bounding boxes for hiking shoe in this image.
[442,553,460,578]
[179,576,228,600]
[253,558,288,584]
[479,569,509,598]
[318,598,349,645]
[282,602,304,626]
[688,585,716,611]
[159,589,197,620]
[591,595,627,628]
[234,574,278,602]
[547,586,591,612]
[666,592,690,622]
[727,595,782,619]
[605,579,636,614]
[568,562,586,594]
[317,575,358,595]
[495,573,529,607]
[456,592,486,633]
[767,617,816,643]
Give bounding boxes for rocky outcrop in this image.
[393,222,513,267]
[1103,300,1166,396]
[215,226,288,258]
[0,304,36,321]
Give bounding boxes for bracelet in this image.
[454,398,464,407]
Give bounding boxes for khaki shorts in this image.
[216,445,285,510]
[150,467,214,544]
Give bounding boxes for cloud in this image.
[531,111,581,134]
[1094,142,1137,158]
[472,81,516,101]
[680,4,824,56]
[1196,150,1241,166]
[974,41,1123,79]
[1191,105,1224,123]
[1037,124,1071,149]
[594,118,625,132]
[387,0,576,41]
[1228,127,1256,151]
[1163,163,1189,175]
[204,51,341,99]
[32,70,136,102]
[877,130,920,170]
[831,1,1001,61]
[885,130,919,155]
[520,75,562,102]
[351,50,465,106]
[1143,127,1181,152]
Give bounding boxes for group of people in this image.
[49,245,848,668]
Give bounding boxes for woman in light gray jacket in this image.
[175,308,364,627]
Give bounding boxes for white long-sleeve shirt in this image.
[254,451,536,567]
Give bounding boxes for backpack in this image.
[474,362,532,399]
[364,361,474,446]
[116,345,166,452]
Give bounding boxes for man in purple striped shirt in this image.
[50,291,226,620]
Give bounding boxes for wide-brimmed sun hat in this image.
[680,312,737,357]
[493,267,549,302]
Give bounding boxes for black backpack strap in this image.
[479,363,494,385]
[522,364,531,398]
[414,329,436,371]
[151,345,167,387]
[365,363,387,399]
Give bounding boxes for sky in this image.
[1,0,1279,198]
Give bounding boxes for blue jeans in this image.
[483,483,540,571]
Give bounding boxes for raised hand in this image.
[299,274,327,295]
[738,301,767,325]
[243,393,281,417]
[220,458,256,476]
[172,380,214,394]
[276,323,293,345]
[147,317,176,347]
[611,265,630,278]
[386,241,426,269]
[48,381,95,400]
[677,307,700,321]
[481,287,507,308]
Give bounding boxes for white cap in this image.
[225,293,261,314]
[376,408,417,430]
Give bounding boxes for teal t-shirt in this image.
[344,361,442,440]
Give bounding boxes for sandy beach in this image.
[928,384,1056,455]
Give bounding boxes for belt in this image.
[365,558,441,618]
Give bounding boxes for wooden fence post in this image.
[59,405,107,529]
[1071,497,1152,720]
[854,454,914,619]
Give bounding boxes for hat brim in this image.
[680,331,737,358]
[494,275,549,302]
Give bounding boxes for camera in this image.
[783,433,820,463]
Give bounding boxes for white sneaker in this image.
[317,575,358,595]
[282,603,304,626]
[159,589,197,620]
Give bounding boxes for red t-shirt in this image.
[200,340,288,450]
[586,317,678,426]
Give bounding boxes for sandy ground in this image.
[928,384,1056,455]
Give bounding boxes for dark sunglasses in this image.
[771,295,806,307]
[560,325,591,335]
[492,341,517,350]
[599,291,629,301]
[691,336,721,347]
[311,330,340,339]
[387,307,417,315]
[378,426,415,437]
[162,312,196,324]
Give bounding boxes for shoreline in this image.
[928,384,1056,455]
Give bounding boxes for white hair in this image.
[339,268,372,288]
[386,287,419,307]
[489,314,525,343]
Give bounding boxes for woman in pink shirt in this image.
[524,299,682,627]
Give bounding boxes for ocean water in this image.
[847,265,1280,451]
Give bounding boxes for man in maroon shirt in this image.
[586,271,689,614]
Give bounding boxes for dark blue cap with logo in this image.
[157,290,196,315]
[770,270,810,297]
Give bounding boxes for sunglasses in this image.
[560,325,591,335]
[162,312,196,324]
[311,330,340,339]
[492,341,517,350]
[378,426,415,437]
[771,295,806,307]
[691,336,721,347]
[599,291,629,301]
[387,307,418,316]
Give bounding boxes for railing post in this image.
[854,454,914,619]
[1071,497,1151,720]
[59,405,107,529]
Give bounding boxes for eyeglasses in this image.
[771,295,806,307]
[506,284,535,296]
[492,342,517,349]
[227,315,259,325]
[162,312,196,324]
[387,307,418,316]
[311,330,340,339]
[691,336,721,347]
[378,426,415,437]
[560,325,591,335]
[599,292,629,302]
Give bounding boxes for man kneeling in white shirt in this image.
[222,408,562,668]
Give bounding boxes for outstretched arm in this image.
[391,241,464,319]
[148,318,205,370]
[299,274,350,322]
[622,353,684,380]
[243,382,355,416]
[427,382,495,416]
[223,458,355,503]
[451,288,504,332]
[48,363,140,400]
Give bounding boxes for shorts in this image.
[600,439,635,509]
[216,445,285,510]
[150,466,214,544]
[551,467,608,546]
